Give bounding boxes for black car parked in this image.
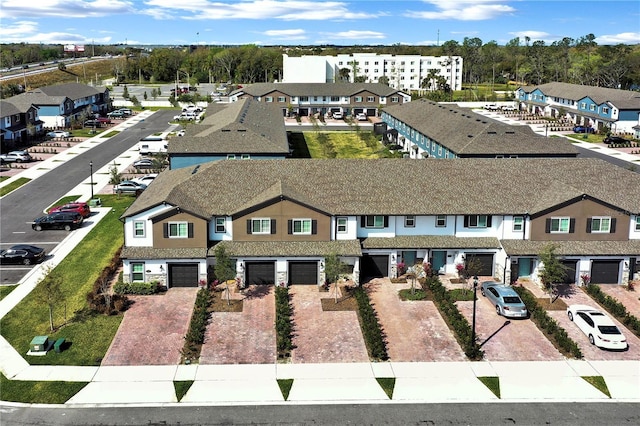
[32,212,83,231]
[0,245,46,265]
[603,135,629,144]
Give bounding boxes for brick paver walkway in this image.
[101,288,197,366]
[289,285,369,363]
[366,278,467,362]
[199,285,276,364]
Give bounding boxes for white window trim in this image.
[550,217,570,233]
[636,216,640,231]
[590,216,611,233]
[168,221,188,238]
[337,217,348,233]
[215,217,226,233]
[292,218,312,235]
[131,262,145,282]
[252,218,271,234]
[436,215,447,227]
[513,216,524,232]
[133,220,145,237]
[405,215,415,228]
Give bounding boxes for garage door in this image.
[289,262,318,285]
[560,260,578,284]
[168,263,199,287]
[466,253,494,276]
[361,254,389,281]
[245,261,275,285]
[591,260,620,284]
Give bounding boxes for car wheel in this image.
[588,334,595,345]
[35,225,42,231]
[481,288,486,296]
[495,305,501,316]
[568,311,573,321]
[64,225,72,231]
[23,258,31,265]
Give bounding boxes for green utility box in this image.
[30,336,49,352]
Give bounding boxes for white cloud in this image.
[597,32,640,45]
[323,30,386,40]
[407,0,516,21]
[508,30,551,41]
[0,0,136,19]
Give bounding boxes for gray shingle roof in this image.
[501,240,640,256]
[39,83,105,100]
[6,90,68,109]
[362,236,500,249]
[120,247,208,260]
[383,100,577,156]
[235,82,407,97]
[122,157,640,220]
[0,100,21,116]
[168,98,289,155]
[212,240,362,257]
[519,82,640,109]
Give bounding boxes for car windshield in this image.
[503,296,522,304]
[598,325,621,335]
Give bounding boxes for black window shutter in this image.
[383,216,389,227]
[188,223,194,238]
[163,223,169,238]
[586,218,592,233]
[271,219,276,234]
[569,218,575,233]
[464,215,469,228]
[312,220,317,234]
[288,220,293,234]
[545,218,551,233]
[486,215,492,227]
[610,218,616,233]
[246,219,252,234]
[361,216,366,227]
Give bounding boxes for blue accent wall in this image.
[170,154,286,170]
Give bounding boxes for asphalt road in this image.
[573,143,639,173]
[0,110,177,284]
[1,402,638,425]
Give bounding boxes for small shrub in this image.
[353,286,388,361]
[275,286,294,356]
[584,284,640,337]
[181,288,212,363]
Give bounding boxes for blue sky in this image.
[1,1,639,47]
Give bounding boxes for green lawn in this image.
[297,131,401,159]
[0,194,135,366]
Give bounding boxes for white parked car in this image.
[332,111,343,119]
[567,305,628,350]
[47,130,70,138]
[132,173,158,186]
[0,150,32,163]
[356,113,368,121]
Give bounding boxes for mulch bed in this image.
[210,288,243,312]
[536,297,567,311]
[321,286,358,311]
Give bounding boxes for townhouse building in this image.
[282,53,463,92]
[6,83,111,129]
[119,158,640,289]
[381,99,578,159]
[168,98,290,170]
[231,82,411,118]
[515,82,640,135]
[0,100,43,149]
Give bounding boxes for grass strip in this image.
[174,381,194,401]
[376,377,395,399]
[277,379,294,400]
[0,177,31,196]
[478,376,501,398]
[0,373,88,404]
[582,376,611,398]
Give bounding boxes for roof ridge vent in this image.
[191,165,200,174]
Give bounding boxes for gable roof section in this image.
[235,82,408,98]
[122,158,640,219]
[0,100,22,116]
[39,83,104,100]
[168,98,289,155]
[519,82,640,110]
[383,100,577,156]
[6,90,68,109]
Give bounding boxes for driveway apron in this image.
[101,288,198,366]
[289,285,369,363]
[199,285,276,365]
[366,278,467,362]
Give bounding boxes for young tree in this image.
[406,263,425,294]
[214,244,235,305]
[122,85,130,99]
[151,88,158,100]
[34,265,65,331]
[108,162,122,185]
[324,252,346,303]
[538,244,567,302]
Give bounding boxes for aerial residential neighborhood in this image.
[1,42,640,414]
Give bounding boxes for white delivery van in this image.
[138,136,168,155]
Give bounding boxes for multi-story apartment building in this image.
[0,100,43,149]
[282,53,463,92]
[119,158,640,289]
[516,82,640,135]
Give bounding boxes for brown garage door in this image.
[361,254,389,281]
[246,261,275,285]
[289,261,318,285]
[169,263,198,287]
[466,253,494,276]
[591,260,620,284]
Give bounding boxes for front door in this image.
[518,257,532,277]
[431,251,446,273]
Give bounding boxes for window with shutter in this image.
[249,218,271,234]
[168,221,189,238]
[590,216,611,233]
[549,217,570,233]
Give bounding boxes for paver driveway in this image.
[200,285,276,364]
[101,288,197,366]
[289,285,369,363]
[366,278,466,362]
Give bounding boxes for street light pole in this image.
[471,275,478,347]
[89,161,94,200]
